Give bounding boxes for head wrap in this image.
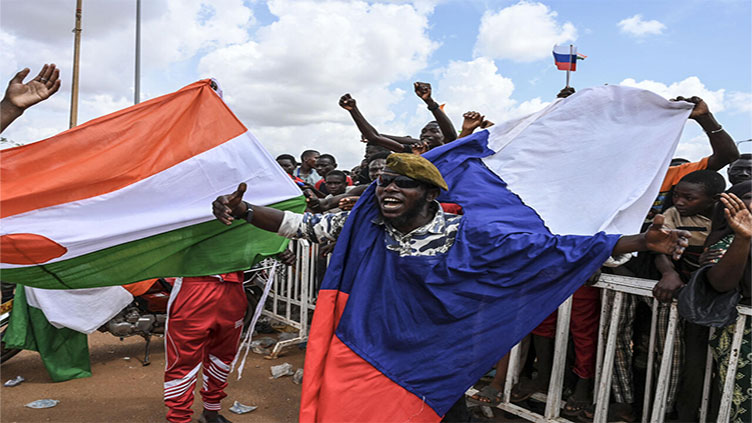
[385,153,448,190]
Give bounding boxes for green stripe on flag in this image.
[3,287,92,382]
[1,196,306,289]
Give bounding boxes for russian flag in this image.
[299,86,694,422]
[553,44,585,71]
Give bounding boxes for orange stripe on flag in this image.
[122,279,158,297]
[0,80,246,218]
[0,233,67,265]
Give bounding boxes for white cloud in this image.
[618,14,665,37]
[142,0,254,67]
[432,58,550,128]
[473,1,577,62]
[0,0,255,145]
[619,76,725,113]
[198,0,438,166]
[726,91,752,113]
[674,134,713,163]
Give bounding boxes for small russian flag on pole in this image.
[553,44,585,71]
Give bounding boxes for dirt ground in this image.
[1,331,305,423]
[0,331,531,423]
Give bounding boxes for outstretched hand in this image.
[339,93,356,111]
[212,183,248,225]
[721,192,752,240]
[645,214,690,260]
[414,82,432,102]
[671,96,709,119]
[4,64,61,111]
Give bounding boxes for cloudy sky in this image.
[2,0,750,169]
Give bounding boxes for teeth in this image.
[383,198,401,203]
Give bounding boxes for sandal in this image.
[579,403,635,423]
[467,384,502,407]
[510,377,548,403]
[562,395,590,417]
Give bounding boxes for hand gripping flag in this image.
[553,44,586,71]
[299,85,693,422]
[1,79,306,289]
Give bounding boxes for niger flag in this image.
[0,79,305,289]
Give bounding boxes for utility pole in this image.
[69,0,83,128]
[134,0,141,104]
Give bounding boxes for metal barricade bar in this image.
[254,240,319,358]
[473,274,748,423]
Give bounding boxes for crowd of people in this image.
[3,64,751,423]
[265,83,750,423]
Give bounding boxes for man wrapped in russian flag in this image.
[213,134,691,421]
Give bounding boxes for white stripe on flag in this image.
[1,131,301,269]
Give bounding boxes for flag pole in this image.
[565,44,572,88]
[134,0,141,104]
[69,0,83,128]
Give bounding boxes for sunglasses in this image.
[376,174,421,189]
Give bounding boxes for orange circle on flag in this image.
[0,233,68,265]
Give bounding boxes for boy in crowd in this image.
[314,154,353,195]
[294,150,322,185]
[728,153,752,186]
[608,170,725,421]
[654,170,726,421]
[276,154,305,185]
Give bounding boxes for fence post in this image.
[699,327,715,423]
[650,302,679,423]
[717,314,747,423]
[641,299,659,423]
[544,296,572,419]
[594,291,623,423]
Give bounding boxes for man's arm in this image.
[673,96,738,171]
[315,185,368,211]
[1,64,61,133]
[652,254,683,303]
[212,183,347,243]
[414,82,457,143]
[611,214,690,259]
[339,94,409,153]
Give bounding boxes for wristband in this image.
[427,102,440,111]
[705,125,723,134]
[243,202,254,223]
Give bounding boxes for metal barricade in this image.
[246,240,321,358]
[466,274,750,423]
[249,249,748,420]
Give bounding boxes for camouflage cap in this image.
[384,153,448,191]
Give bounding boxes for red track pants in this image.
[532,285,600,379]
[163,275,246,423]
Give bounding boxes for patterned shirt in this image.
[276,202,462,257]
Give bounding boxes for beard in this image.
[380,191,430,230]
